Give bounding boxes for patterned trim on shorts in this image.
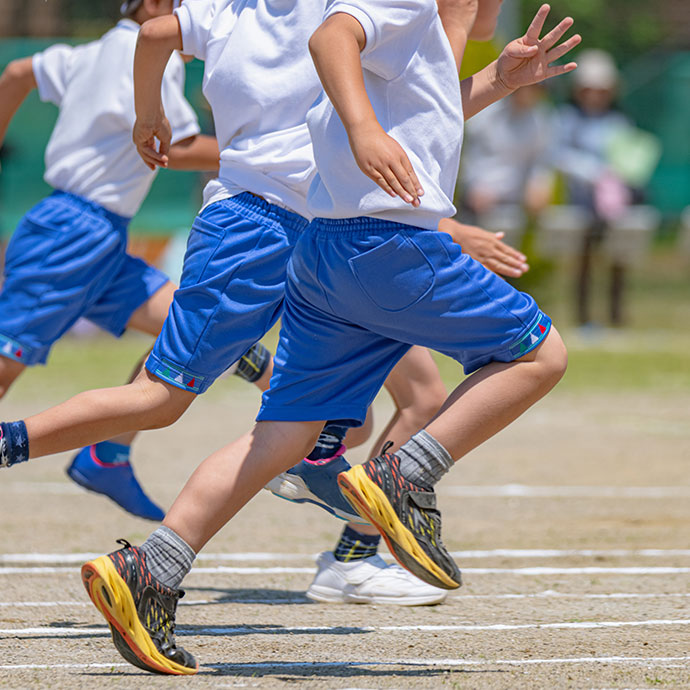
[0,333,32,364]
[507,311,551,360]
[149,357,205,393]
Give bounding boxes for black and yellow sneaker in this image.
[81,539,198,675]
[337,451,462,590]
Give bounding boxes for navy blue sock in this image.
[234,342,271,383]
[307,421,350,461]
[333,525,381,562]
[0,421,29,467]
[92,441,130,465]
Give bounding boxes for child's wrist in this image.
[346,115,382,139]
[491,60,516,97]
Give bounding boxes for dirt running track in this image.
[0,384,689,689]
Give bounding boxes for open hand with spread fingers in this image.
[496,3,581,92]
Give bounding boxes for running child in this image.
[0,0,229,519]
[77,0,578,674]
[0,0,526,603]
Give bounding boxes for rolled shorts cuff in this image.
[463,310,552,375]
[145,352,210,395]
[0,332,49,366]
[256,403,365,428]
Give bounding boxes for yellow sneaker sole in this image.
[81,556,198,675]
[338,465,460,590]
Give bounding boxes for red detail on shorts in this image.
[187,378,195,388]
[15,349,22,357]
[538,324,546,334]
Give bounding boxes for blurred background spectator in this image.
[459,83,555,223]
[552,49,661,328]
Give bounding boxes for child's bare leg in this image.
[371,346,446,455]
[425,328,567,461]
[347,346,446,538]
[24,367,196,458]
[165,421,324,552]
[0,356,25,399]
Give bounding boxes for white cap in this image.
[574,49,619,90]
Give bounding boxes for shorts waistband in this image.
[223,192,309,235]
[51,190,131,228]
[309,216,421,236]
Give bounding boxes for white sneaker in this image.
[306,551,448,606]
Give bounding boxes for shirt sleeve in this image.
[324,0,434,81]
[174,0,218,61]
[32,43,75,106]
[161,53,202,145]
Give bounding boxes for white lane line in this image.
[4,619,690,637]
[3,565,690,576]
[392,656,690,667]
[4,482,690,499]
[0,566,315,575]
[442,484,690,498]
[4,548,690,565]
[3,591,690,608]
[1,656,690,671]
[0,552,313,564]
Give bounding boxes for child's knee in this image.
[136,378,194,429]
[537,328,568,383]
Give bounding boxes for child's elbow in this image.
[4,58,35,88]
[308,30,322,61]
[137,18,159,45]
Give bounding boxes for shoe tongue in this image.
[408,490,437,511]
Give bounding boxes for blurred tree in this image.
[0,0,120,37]
[520,0,670,65]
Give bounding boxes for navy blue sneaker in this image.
[67,446,165,521]
[265,447,367,524]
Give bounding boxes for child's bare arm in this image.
[0,58,36,148]
[309,13,423,206]
[167,134,220,172]
[436,0,478,72]
[133,15,183,170]
[461,4,580,120]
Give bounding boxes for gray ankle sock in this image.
[397,430,454,489]
[141,526,196,590]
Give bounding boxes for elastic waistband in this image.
[51,190,131,228]
[222,192,309,235]
[308,216,422,236]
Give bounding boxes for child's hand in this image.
[132,111,172,170]
[439,219,529,278]
[349,122,424,206]
[495,4,580,92]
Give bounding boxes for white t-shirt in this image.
[174,0,323,217]
[32,19,200,218]
[307,0,463,230]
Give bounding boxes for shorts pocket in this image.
[179,216,225,287]
[349,233,435,312]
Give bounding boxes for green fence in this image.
[623,52,690,215]
[0,38,208,237]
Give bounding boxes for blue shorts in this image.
[146,193,308,394]
[0,191,168,366]
[258,217,552,426]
